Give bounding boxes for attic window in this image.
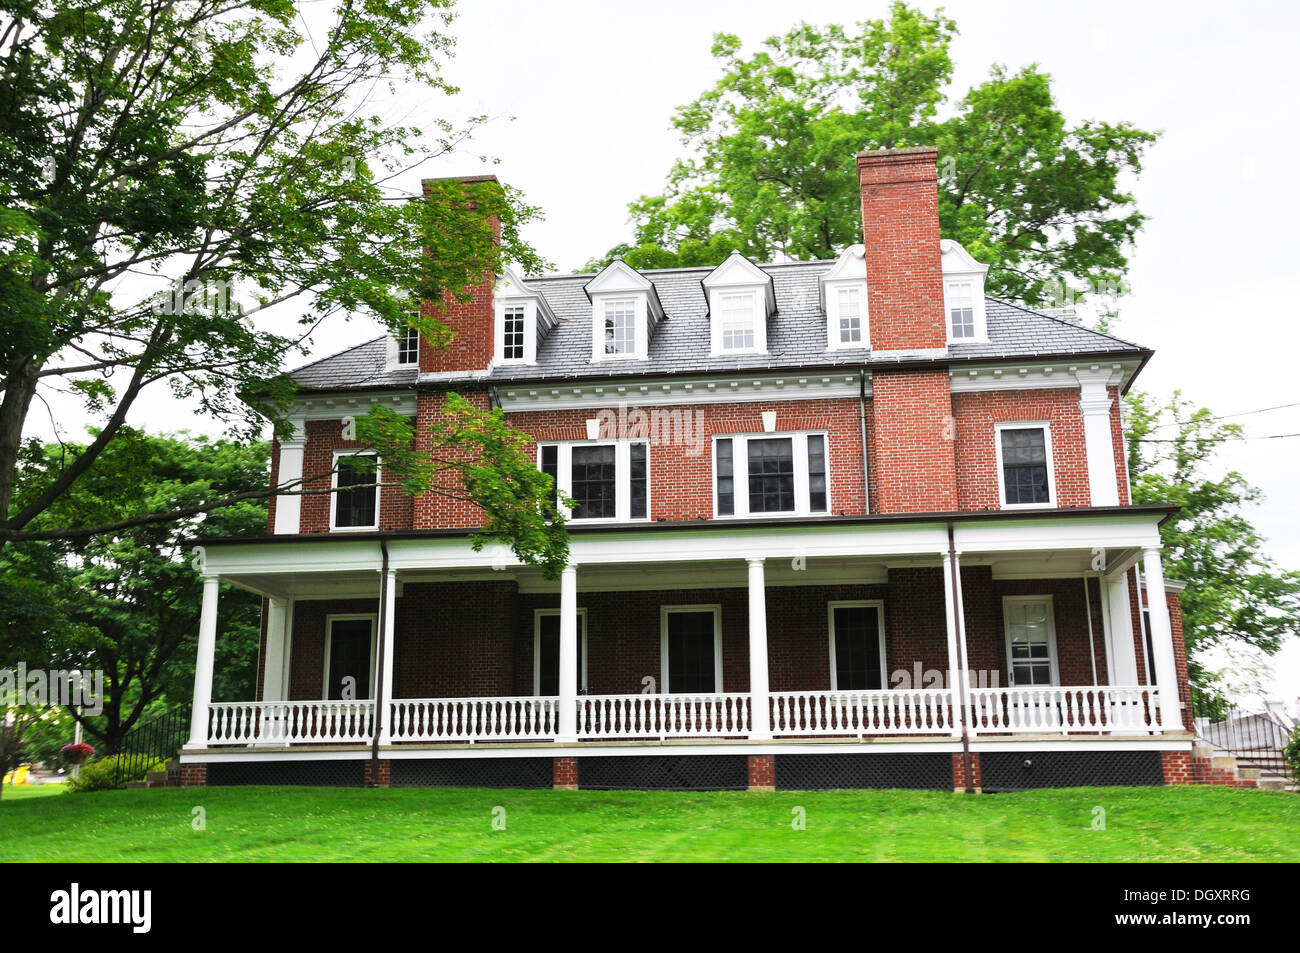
[602,299,637,356]
[502,304,525,361]
[719,293,756,350]
[947,281,976,339]
[835,286,864,345]
[940,240,990,343]
[396,327,419,364]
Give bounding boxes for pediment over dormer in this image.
[701,252,775,355]
[819,245,869,351]
[493,266,557,365]
[701,251,776,316]
[583,259,664,362]
[940,240,990,344]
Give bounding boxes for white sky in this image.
[33,0,1300,707]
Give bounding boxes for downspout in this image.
[946,521,974,793]
[368,540,390,785]
[858,369,870,508]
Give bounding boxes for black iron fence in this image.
[112,709,190,788]
[1190,691,1295,778]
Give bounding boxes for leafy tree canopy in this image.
[589,3,1157,310]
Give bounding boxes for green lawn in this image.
[0,784,1295,862]
[0,782,67,802]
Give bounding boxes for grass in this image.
[0,784,1295,862]
[0,782,67,802]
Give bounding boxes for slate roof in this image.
[289,258,1146,391]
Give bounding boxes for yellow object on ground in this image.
[2,765,30,785]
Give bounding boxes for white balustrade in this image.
[578,693,751,739]
[207,700,374,745]
[966,686,1160,733]
[771,690,955,736]
[390,697,560,742]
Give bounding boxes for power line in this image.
[1137,432,1300,443]
[1147,401,1300,429]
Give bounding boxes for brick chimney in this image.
[857,147,946,353]
[419,174,502,375]
[858,147,958,513]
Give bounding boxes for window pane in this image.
[720,293,755,350]
[398,327,419,364]
[807,434,827,512]
[335,455,377,527]
[1000,428,1050,504]
[540,444,559,514]
[747,437,795,513]
[571,445,616,519]
[667,611,716,693]
[948,282,975,338]
[603,299,636,355]
[833,606,882,690]
[503,304,525,360]
[629,442,648,519]
[716,439,734,516]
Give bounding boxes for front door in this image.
[665,610,718,693]
[537,613,584,696]
[326,617,374,700]
[830,603,884,690]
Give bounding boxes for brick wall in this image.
[869,370,958,513]
[410,389,494,530]
[297,418,415,534]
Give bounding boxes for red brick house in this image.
[180,147,1204,792]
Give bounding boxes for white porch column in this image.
[746,558,772,740]
[272,417,306,534]
[261,597,290,702]
[1075,368,1120,507]
[186,576,220,749]
[1141,548,1182,732]
[377,569,397,744]
[1101,571,1140,685]
[941,551,964,737]
[556,564,579,743]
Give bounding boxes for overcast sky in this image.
[37,0,1300,703]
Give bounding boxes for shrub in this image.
[68,755,168,793]
[1284,723,1300,788]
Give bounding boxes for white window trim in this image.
[591,294,649,362]
[537,438,650,523]
[944,277,988,344]
[495,299,532,365]
[1001,595,1060,687]
[827,600,888,691]
[322,613,378,700]
[993,421,1056,510]
[532,608,589,695]
[824,279,870,351]
[712,431,830,519]
[659,604,724,694]
[329,450,381,532]
[708,285,768,356]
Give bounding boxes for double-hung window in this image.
[602,299,637,357]
[538,440,650,522]
[501,304,526,361]
[332,451,380,531]
[996,423,1055,507]
[835,286,864,346]
[714,432,829,518]
[719,292,756,351]
[947,280,976,340]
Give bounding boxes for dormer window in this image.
[494,267,557,365]
[703,252,775,356]
[396,326,419,364]
[584,260,664,362]
[941,239,990,344]
[819,244,869,350]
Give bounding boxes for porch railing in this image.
[966,686,1159,733]
[207,700,375,745]
[577,693,751,740]
[390,697,560,743]
[771,689,956,736]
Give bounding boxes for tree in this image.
[589,3,1157,309]
[1126,391,1300,696]
[0,430,268,752]
[0,0,566,571]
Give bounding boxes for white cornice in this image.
[949,360,1131,393]
[497,372,865,412]
[289,390,417,421]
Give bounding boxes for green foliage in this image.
[0,0,546,546]
[67,754,167,794]
[0,430,268,751]
[1126,391,1300,694]
[588,3,1156,309]
[1284,723,1300,786]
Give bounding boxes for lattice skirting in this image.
[775,753,953,791]
[389,757,553,789]
[980,751,1164,791]
[206,760,365,787]
[577,755,748,791]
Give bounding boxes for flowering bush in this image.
[60,742,94,765]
